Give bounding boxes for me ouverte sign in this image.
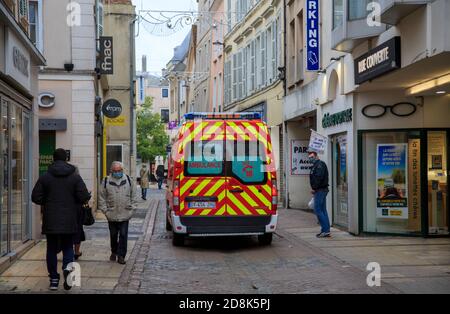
[354,37,401,85]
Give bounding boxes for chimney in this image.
[142,55,147,73]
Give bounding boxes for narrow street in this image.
[115,189,450,294]
[1,187,449,294]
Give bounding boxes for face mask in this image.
[309,156,316,163]
[112,172,123,179]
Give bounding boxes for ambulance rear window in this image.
[185,140,224,176]
[226,140,267,184]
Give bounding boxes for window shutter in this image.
[272,21,277,82]
[261,31,267,87]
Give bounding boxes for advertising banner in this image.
[376,144,408,219]
[291,140,312,175]
[308,130,327,154]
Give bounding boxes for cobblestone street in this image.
[1,187,449,294]
[116,189,450,294]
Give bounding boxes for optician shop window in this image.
[361,131,422,235]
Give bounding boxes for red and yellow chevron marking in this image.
[173,119,276,218]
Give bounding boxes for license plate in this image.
[188,201,215,209]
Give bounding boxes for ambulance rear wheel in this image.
[258,233,273,245]
[172,232,185,246]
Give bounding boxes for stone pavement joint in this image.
[114,198,159,293]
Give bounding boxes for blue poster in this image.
[306,0,320,71]
[376,144,408,219]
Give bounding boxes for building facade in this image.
[210,0,224,113]
[223,0,285,201]
[192,0,213,112]
[37,0,98,206]
[165,30,191,141]
[284,0,450,237]
[102,0,136,178]
[0,0,45,267]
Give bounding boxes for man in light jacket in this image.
[98,161,138,264]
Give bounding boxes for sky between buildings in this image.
[132,0,197,75]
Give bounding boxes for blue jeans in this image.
[314,190,330,233]
[141,187,147,199]
[157,177,163,190]
[108,221,129,258]
[46,234,74,279]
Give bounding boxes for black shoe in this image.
[49,276,60,291]
[63,269,72,291]
[317,232,331,238]
[110,253,117,262]
[117,256,126,265]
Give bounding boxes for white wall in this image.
[286,122,311,209]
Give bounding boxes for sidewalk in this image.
[0,198,152,293]
[277,208,450,294]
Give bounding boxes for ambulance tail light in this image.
[271,179,278,211]
[173,180,180,213]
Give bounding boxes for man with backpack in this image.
[98,161,138,264]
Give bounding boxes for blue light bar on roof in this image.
[184,112,262,120]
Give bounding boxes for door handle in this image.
[230,188,244,193]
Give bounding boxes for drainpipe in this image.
[283,0,289,208]
[130,16,138,177]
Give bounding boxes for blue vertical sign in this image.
[306,0,320,71]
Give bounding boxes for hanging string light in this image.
[138,9,245,36]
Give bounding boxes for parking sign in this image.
[306,0,320,71]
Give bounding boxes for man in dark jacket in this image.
[155,164,165,190]
[308,150,331,238]
[32,149,91,291]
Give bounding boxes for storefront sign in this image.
[306,0,320,71]
[291,140,312,175]
[5,29,31,91]
[408,139,421,231]
[308,130,328,154]
[355,37,401,85]
[39,93,56,108]
[102,99,122,118]
[99,36,114,75]
[322,109,352,128]
[376,144,408,219]
[106,116,126,126]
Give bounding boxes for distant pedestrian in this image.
[32,149,91,291]
[155,164,165,190]
[98,161,138,265]
[139,164,150,200]
[308,149,331,238]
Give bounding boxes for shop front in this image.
[0,20,45,259]
[359,127,449,236]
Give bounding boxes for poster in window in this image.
[376,144,408,219]
[291,140,312,175]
